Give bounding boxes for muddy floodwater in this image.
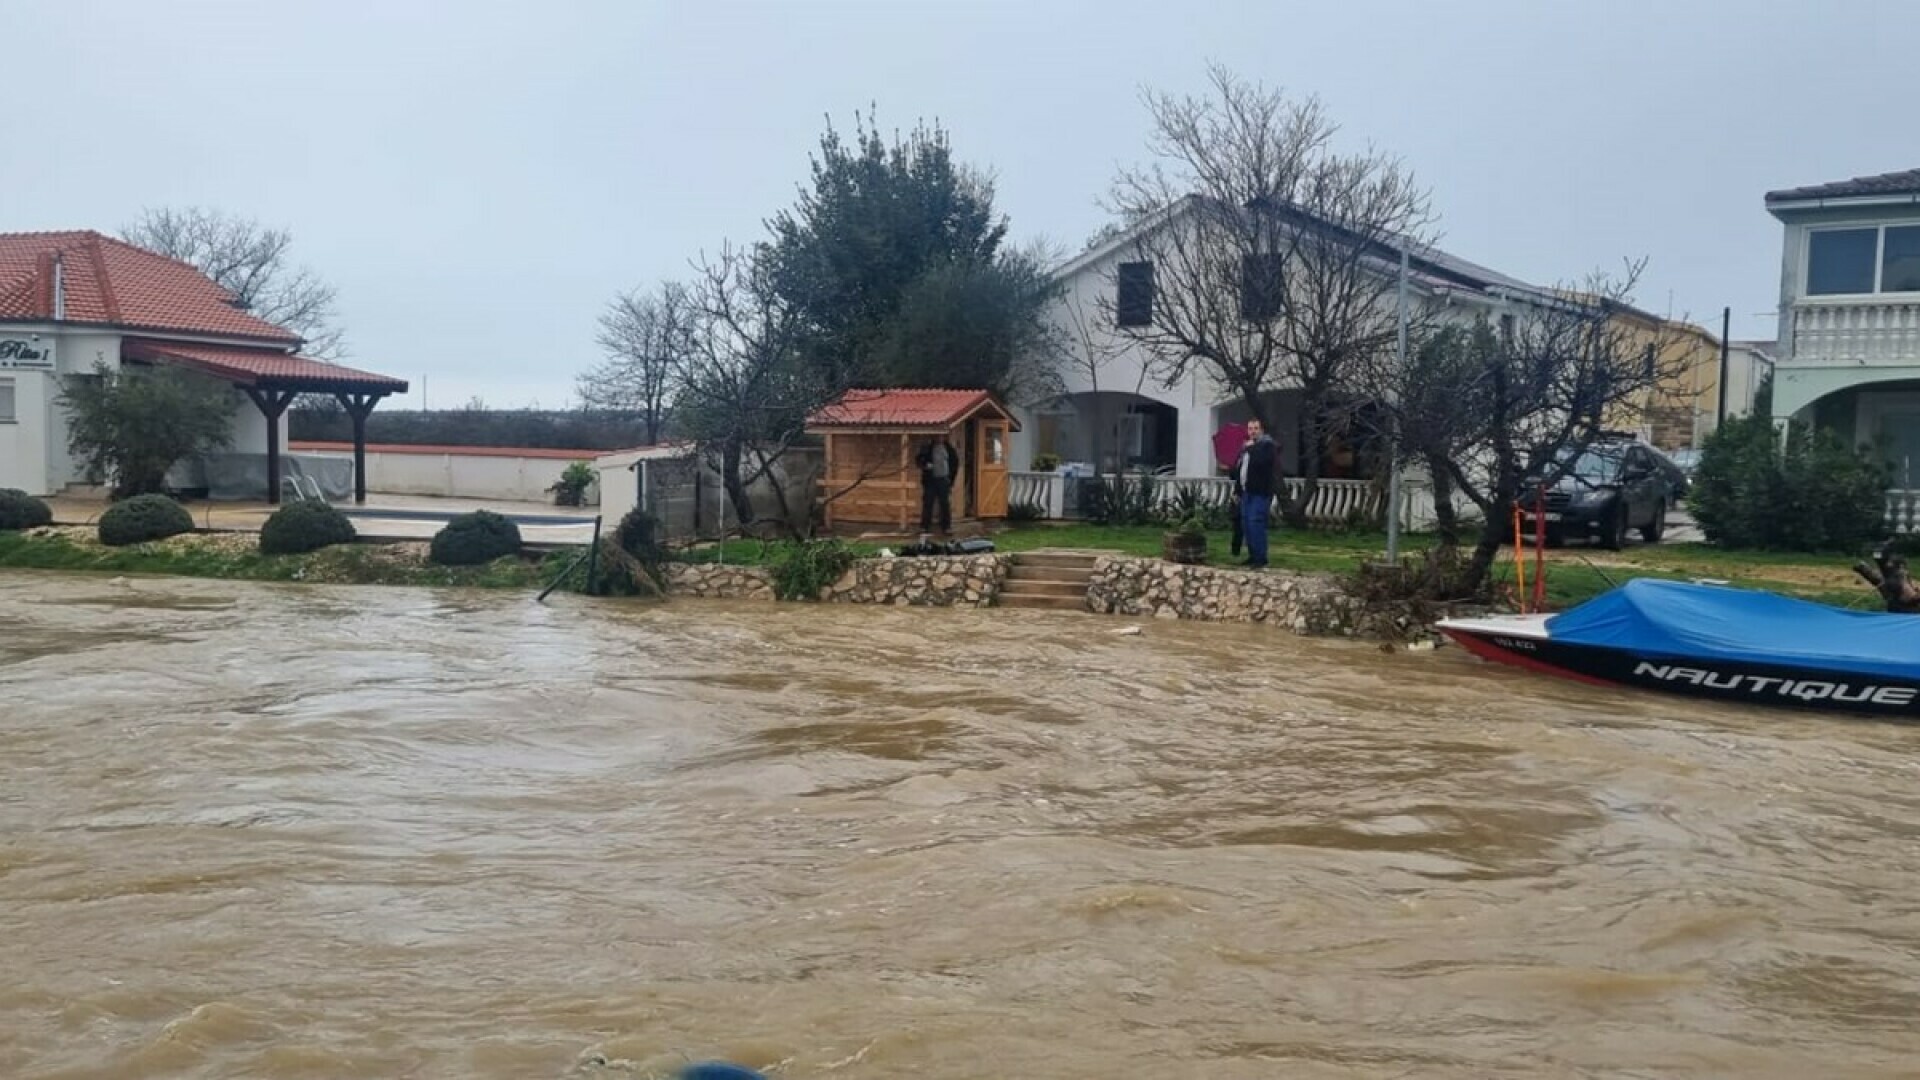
[5,571,1920,1079]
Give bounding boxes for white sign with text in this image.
[0,335,55,370]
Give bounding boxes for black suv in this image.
[1516,437,1676,549]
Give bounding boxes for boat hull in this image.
[1439,620,1920,718]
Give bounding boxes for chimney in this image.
[51,253,65,320]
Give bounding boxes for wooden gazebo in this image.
[123,339,408,505]
[806,388,1019,530]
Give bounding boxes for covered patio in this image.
[123,338,408,505]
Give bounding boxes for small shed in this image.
[806,388,1020,529]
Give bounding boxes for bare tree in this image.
[1368,264,1695,594]
[671,244,832,533]
[1054,287,1147,482]
[1105,65,1435,525]
[578,282,688,445]
[122,207,345,359]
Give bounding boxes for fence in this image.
[602,448,825,544]
[1008,471,1410,528]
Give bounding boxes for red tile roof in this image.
[0,230,301,342]
[290,441,596,460]
[124,338,408,392]
[808,388,1016,429]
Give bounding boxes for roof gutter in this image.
[1766,192,1920,218]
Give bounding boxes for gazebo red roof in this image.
[123,338,408,392]
[807,388,1017,430]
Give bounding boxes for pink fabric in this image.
[1212,423,1249,471]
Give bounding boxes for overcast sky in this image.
[6,0,1907,408]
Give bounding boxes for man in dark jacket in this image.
[916,433,961,535]
[1234,419,1280,568]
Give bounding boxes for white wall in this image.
[1031,236,1524,478]
[0,369,54,494]
[0,327,124,494]
[300,446,597,504]
[48,332,121,488]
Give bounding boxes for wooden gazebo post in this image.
[334,391,384,505]
[242,387,298,505]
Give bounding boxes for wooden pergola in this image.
[122,338,409,504]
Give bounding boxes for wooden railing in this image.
[1792,299,1920,367]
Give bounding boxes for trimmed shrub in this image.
[0,488,53,531]
[429,509,522,566]
[98,493,194,547]
[1691,415,1889,552]
[259,500,358,555]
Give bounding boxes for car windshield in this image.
[1561,449,1624,483]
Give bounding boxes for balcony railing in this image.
[1887,490,1920,535]
[1791,299,1920,366]
[1009,471,1409,528]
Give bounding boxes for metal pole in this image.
[1385,245,1409,562]
[1717,305,1731,426]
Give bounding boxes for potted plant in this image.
[549,461,595,507]
[1162,510,1208,564]
[1030,453,1062,473]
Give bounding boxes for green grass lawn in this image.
[993,521,1878,611]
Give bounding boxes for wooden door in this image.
[977,420,1010,518]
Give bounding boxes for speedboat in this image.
[1436,578,1920,717]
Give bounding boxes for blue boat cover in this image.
[1547,578,1920,680]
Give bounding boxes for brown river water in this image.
[4,570,1920,1079]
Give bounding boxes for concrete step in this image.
[1010,550,1102,570]
[996,591,1089,612]
[997,578,1085,598]
[1006,564,1095,585]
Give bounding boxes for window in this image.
[1884,226,1920,293]
[1239,252,1286,321]
[1806,224,1920,296]
[987,426,1004,466]
[0,377,14,423]
[1807,228,1877,295]
[1115,261,1154,327]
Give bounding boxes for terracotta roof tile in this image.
[123,338,407,392]
[808,388,1014,429]
[1766,168,1920,203]
[0,230,299,341]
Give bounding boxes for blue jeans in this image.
[1242,494,1272,566]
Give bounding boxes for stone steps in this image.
[997,551,1100,611]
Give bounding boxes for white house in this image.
[0,230,406,501]
[1764,169,1920,484]
[1006,200,1562,520]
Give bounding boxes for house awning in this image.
[122,338,409,394]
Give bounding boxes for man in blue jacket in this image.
[1235,418,1280,569]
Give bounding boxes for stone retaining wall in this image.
[666,554,1009,607]
[665,563,776,600]
[668,553,1388,638]
[823,553,1010,607]
[1086,555,1375,637]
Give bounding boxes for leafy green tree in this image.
[1691,414,1888,551]
[762,113,1057,395]
[58,362,234,498]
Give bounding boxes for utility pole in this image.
[1728,305,1743,426]
[1385,244,1410,562]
